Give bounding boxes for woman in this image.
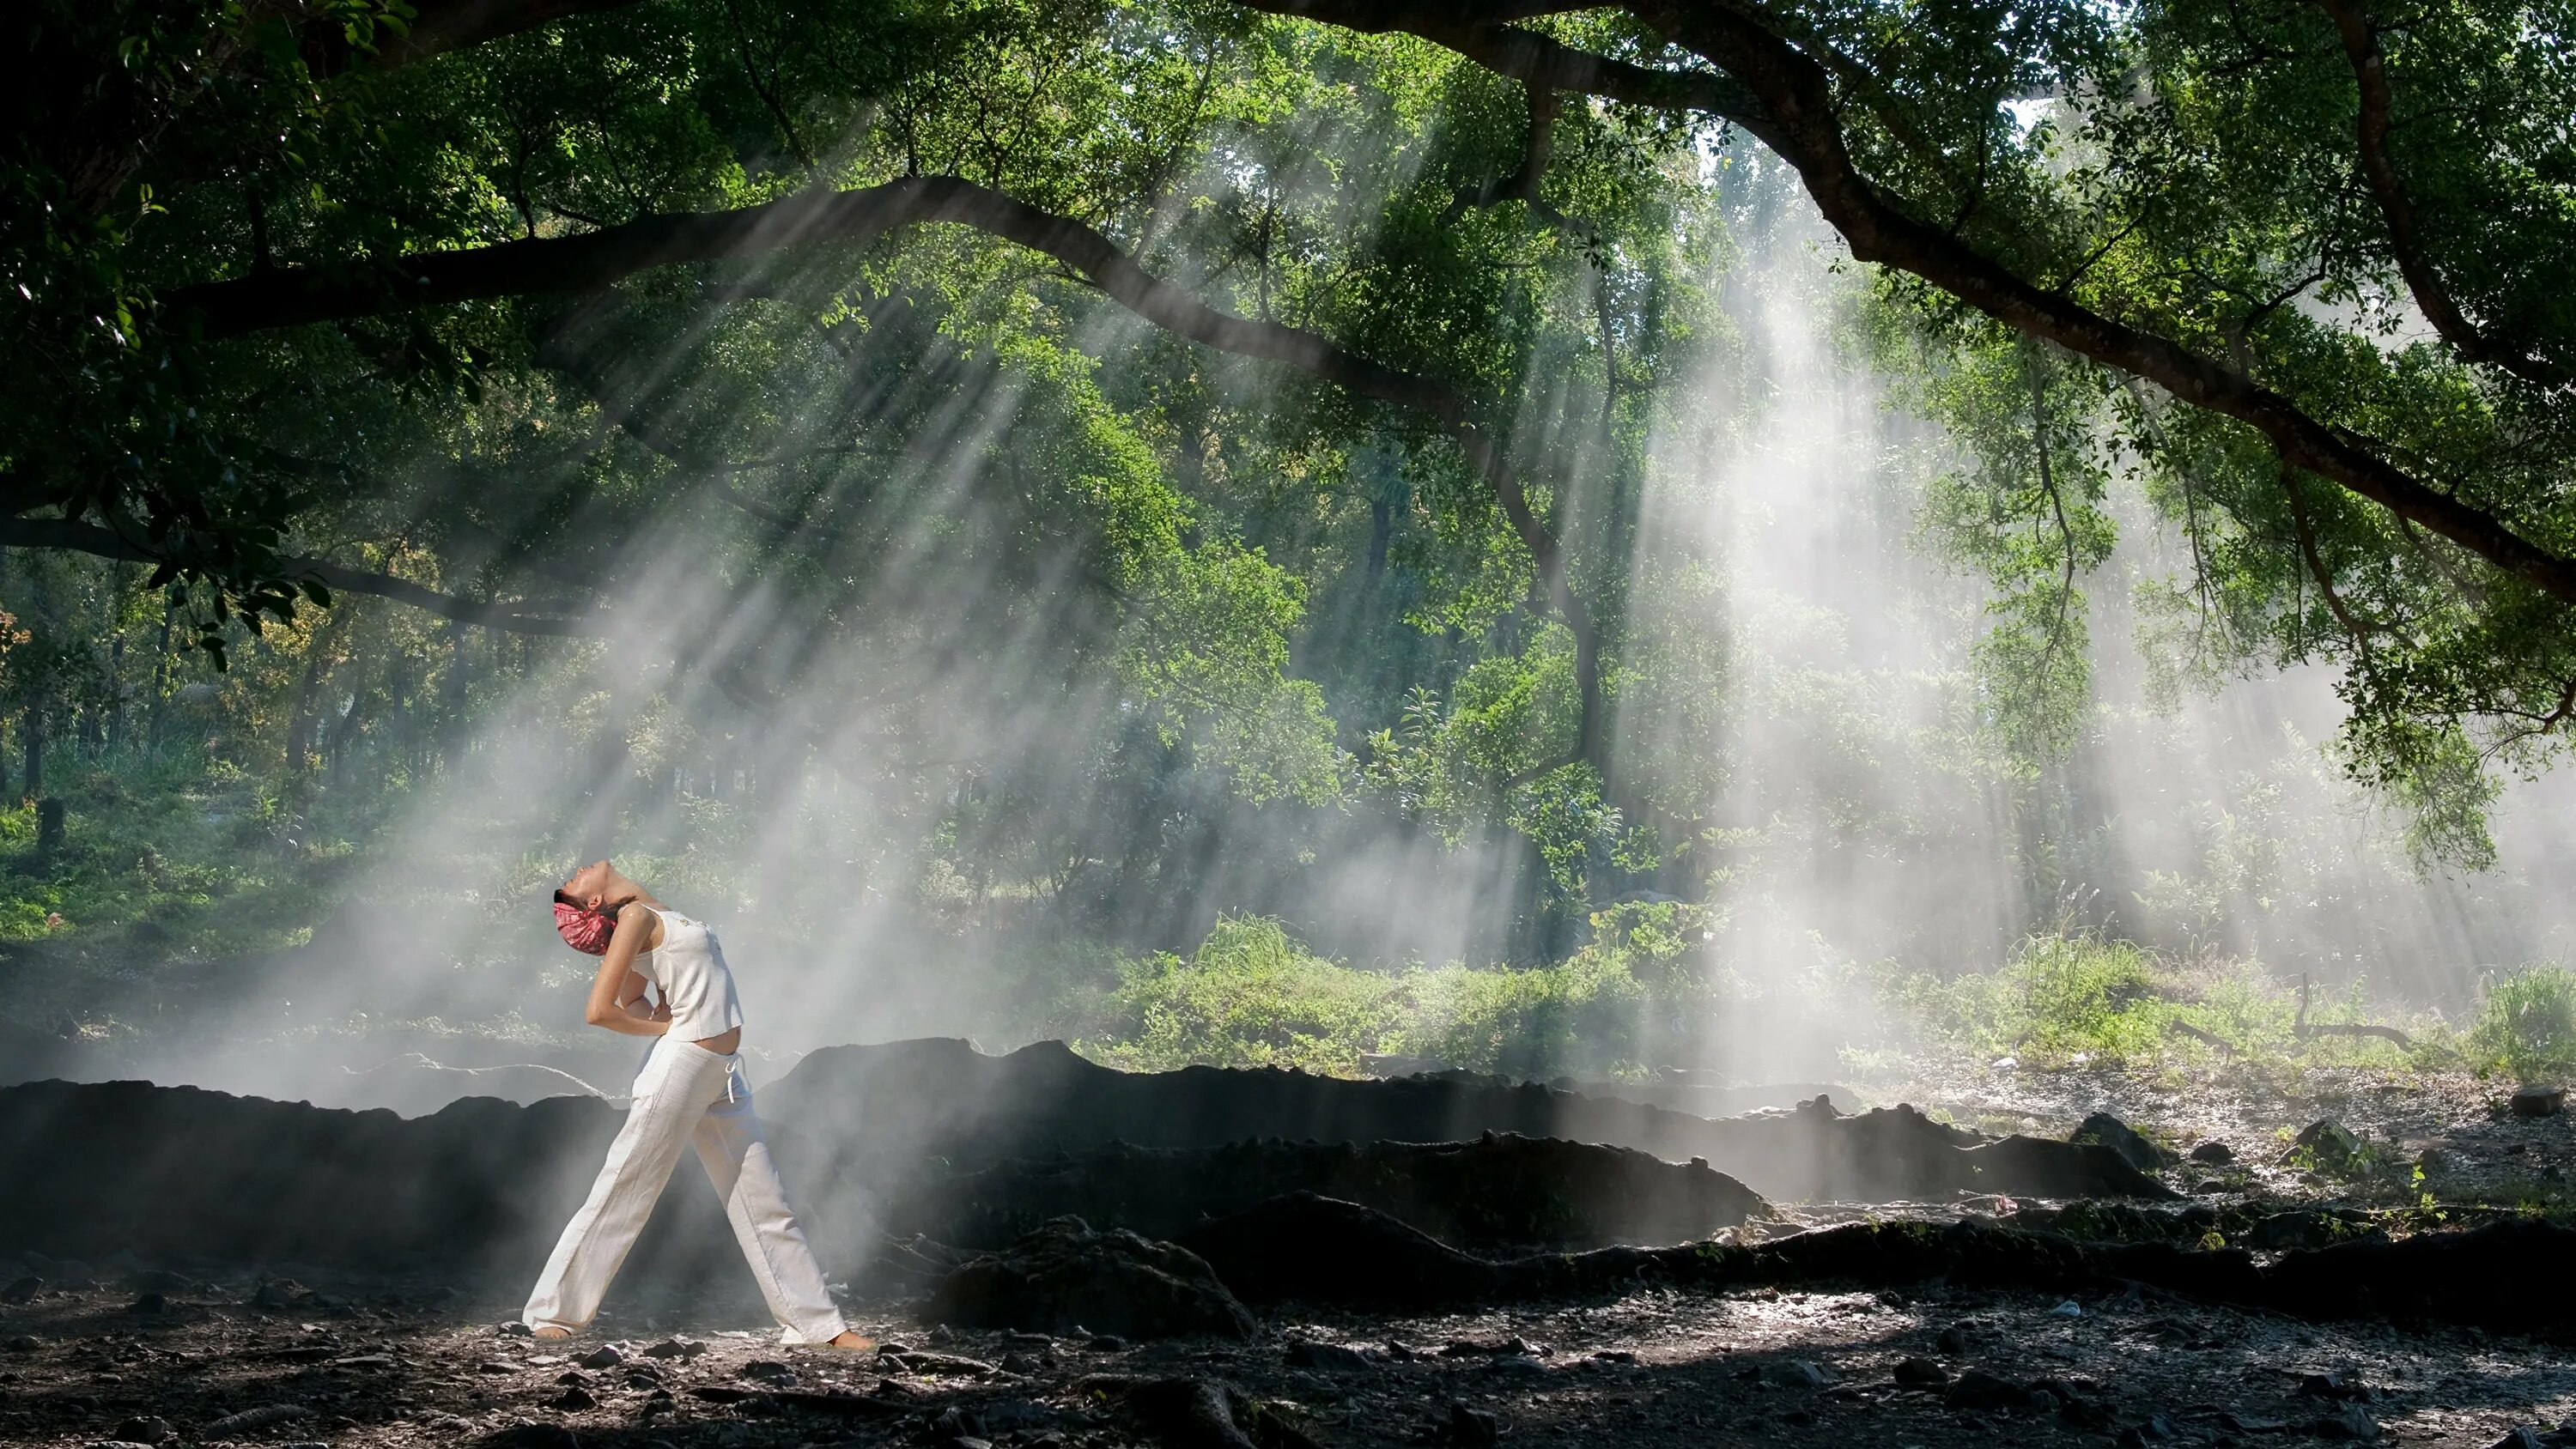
[524,859,870,1349]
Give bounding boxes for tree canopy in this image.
[3,0,2572,929]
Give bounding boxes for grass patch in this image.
[2470,966,2576,1081]
[1881,931,2437,1070]
[1070,913,1660,1080]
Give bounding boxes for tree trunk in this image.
[23,703,45,803]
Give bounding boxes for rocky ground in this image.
[3,1057,2570,1449]
[2,1264,2572,1449]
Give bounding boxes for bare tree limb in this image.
[0,518,600,637]
[2311,0,2565,387]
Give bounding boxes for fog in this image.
[69,146,2576,1115]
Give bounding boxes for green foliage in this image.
[1073,912,1664,1080]
[2470,967,2576,1080]
[1884,930,2429,1069]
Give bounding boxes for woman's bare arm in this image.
[582,906,669,1035]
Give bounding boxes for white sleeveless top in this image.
[632,906,745,1043]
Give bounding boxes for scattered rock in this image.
[108,1417,174,1445]
[2512,1087,2567,1119]
[548,1385,596,1410]
[2300,1369,2373,1401]
[927,1217,1256,1340]
[1284,1339,1377,1372]
[1893,1356,1949,1389]
[2049,1299,2083,1317]
[496,1320,534,1337]
[1088,1334,1129,1352]
[2310,1403,2381,1440]
[576,1344,623,1369]
[2488,1429,2549,1449]
[125,1292,167,1314]
[1934,1325,1971,1355]
[1759,1360,1835,1388]
[1446,1402,1500,1446]
[739,1360,795,1385]
[640,1337,703,1360]
[2117,1412,2184,1446]
[2071,1113,2172,1173]
[477,1425,580,1449]
[2,1275,39,1303]
[248,1279,308,1310]
[201,1404,312,1436]
[4,1334,39,1351]
[2189,1141,2236,1165]
[1000,1351,1040,1373]
[2287,1120,2363,1172]
[2245,1208,2385,1252]
[1944,1368,2036,1410]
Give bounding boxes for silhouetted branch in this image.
[0,518,600,637]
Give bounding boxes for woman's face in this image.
[560,860,613,910]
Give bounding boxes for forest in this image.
[1,2,2573,1447]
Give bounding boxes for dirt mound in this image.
[921,1216,1257,1340]
[767,1038,2175,1202]
[1169,1192,2576,1333]
[871,1132,1772,1252]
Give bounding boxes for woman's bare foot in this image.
[823,1331,877,1351]
[531,1325,573,1341]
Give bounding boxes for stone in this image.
[201,1404,312,1436]
[576,1345,623,1369]
[2117,1413,2183,1446]
[1893,1356,1949,1389]
[1447,1402,1500,1446]
[926,1217,1256,1340]
[1285,1340,1377,1372]
[2071,1113,2171,1173]
[108,1417,174,1445]
[480,1425,580,1449]
[2189,1141,2235,1164]
[1944,1368,2035,1410]
[1934,1324,1971,1355]
[2300,1369,2372,1401]
[2489,1429,2549,1449]
[2,1276,39,1303]
[2512,1087,2567,1119]
[739,1360,795,1385]
[125,1292,167,1314]
[496,1320,534,1337]
[4,1334,39,1351]
[2311,1403,2381,1440]
[1759,1359,1834,1388]
[2048,1299,2083,1317]
[249,1279,308,1310]
[640,1337,703,1360]
[1087,1333,1129,1351]
[999,1351,1040,1374]
[548,1385,596,1411]
[2287,1120,2363,1171]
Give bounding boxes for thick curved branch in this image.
[0,518,599,637]
[1600,1,2576,609]
[1238,3,1771,130]
[165,175,1610,765]
[2312,0,2563,388]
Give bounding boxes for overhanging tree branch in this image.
[0,518,600,637]
[164,174,1612,768]
[2310,0,2564,388]
[1587,1,2576,609]
[1233,3,2576,605]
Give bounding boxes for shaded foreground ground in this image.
[1,1046,2572,1447]
[3,1263,2573,1448]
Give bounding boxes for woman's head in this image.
[552,859,639,955]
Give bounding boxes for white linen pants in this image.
[523,1034,849,1344]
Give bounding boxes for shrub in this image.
[2471,966,2576,1079]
